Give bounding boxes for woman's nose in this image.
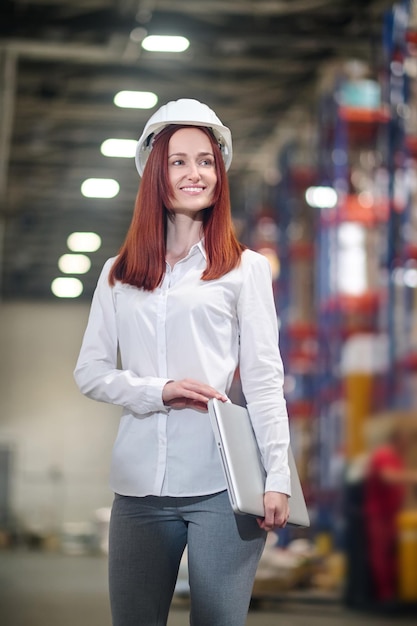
[187,163,201,181]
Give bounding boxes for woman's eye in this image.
[169,158,213,167]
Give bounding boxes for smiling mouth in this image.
[180,187,206,193]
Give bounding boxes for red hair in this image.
[109,124,245,290]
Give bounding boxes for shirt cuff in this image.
[265,472,291,497]
[145,378,172,413]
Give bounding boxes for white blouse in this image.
[74,241,291,498]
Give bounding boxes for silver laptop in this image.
[208,398,310,527]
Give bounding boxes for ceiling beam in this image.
[154,0,335,17]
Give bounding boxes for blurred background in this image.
[1,0,417,624]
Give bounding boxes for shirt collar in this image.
[189,238,207,260]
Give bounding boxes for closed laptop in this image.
[208,398,310,527]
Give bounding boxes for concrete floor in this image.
[0,550,415,626]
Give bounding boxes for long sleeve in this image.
[237,252,291,495]
[74,259,170,416]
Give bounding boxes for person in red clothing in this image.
[364,425,417,604]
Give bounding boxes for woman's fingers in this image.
[167,397,209,411]
[162,379,227,408]
[180,379,227,401]
[257,492,289,531]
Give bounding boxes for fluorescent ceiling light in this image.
[81,178,120,198]
[58,254,91,275]
[142,35,190,52]
[305,186,338,209]
[101,138,137,158]
[114,91,158,109]
[51,277,83,298]
[67,232,102,252]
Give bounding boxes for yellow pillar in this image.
[397,510,417,602]
[344,373,373,459]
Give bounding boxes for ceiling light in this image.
[305,186,338,209]
[81,178,120,198]
[114,91,158,109]
[58,254,91,275]
[141,35,190,52]
[67,232,102,252]
[51,277,83,298]
[100,138,137,158]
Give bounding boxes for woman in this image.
[74,98,291,626]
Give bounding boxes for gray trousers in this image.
[108,490,266,626]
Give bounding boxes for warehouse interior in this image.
[1,1,417,624]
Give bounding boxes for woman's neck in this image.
[165,212,203,266]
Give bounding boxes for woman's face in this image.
[167,127,217,214]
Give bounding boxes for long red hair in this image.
[109,124,245,290]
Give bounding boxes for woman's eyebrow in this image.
[168,151,214,158]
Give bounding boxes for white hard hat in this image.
[135,98,233,176]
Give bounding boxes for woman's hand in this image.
[257,491,289,531]
[162,379,227,411]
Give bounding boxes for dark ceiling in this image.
[0,0,392,300]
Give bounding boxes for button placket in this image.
[154,269,171,494]
[156,272,169,378]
